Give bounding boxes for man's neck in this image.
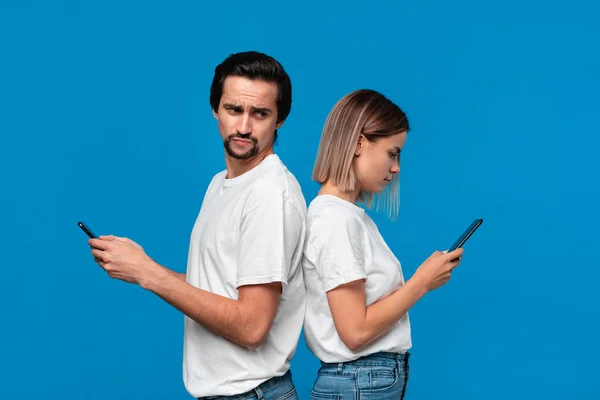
[224,146,275,179]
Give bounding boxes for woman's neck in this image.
[318,181,361,204]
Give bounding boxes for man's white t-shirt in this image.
[302,195,412,363]
[183,154,307,398]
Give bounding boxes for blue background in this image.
[1,0,599,398]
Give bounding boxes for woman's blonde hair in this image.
[312,89,410,220]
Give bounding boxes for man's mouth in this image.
[232,138,253,145]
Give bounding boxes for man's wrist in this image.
[139,260,171,291]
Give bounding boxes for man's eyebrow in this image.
[251,106,273,113]
[222,103,273,114]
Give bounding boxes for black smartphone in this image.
[448,218,483,253]
[77,221,97,239]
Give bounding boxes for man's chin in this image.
[225,147,258,160]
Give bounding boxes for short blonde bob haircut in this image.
[312,89,410,220]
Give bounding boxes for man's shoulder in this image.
[246,156,306,213]
[203,170,227,194]
[210,169,227,183]
[252,157,298,194]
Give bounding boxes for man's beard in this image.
[223,133,259,160]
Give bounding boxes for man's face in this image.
[214,76,283,160]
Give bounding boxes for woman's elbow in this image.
[340,330,369,352]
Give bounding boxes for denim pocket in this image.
[273,387,297,400]
[310,390,341,400]
[367,367,398,391]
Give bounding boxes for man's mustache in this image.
[228,133,257,142]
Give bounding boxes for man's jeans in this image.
[198,370,298,400]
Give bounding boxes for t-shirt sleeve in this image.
[236,194,303,288]
[310,212,368,292]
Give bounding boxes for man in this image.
[89,51,307,399]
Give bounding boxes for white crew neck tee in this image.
[183,154,307,398]
[302,194,412,363]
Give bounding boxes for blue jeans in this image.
[310,352,410,400]
[198,370,298,400]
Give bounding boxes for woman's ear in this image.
[355,134,365,156]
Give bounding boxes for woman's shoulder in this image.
[306,195,368,236]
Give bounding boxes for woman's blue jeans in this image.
[310,352,410,400]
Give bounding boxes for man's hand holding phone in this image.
[79,221,166,287]
[88,235,166,287]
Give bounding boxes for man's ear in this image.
[212,108,219,120]
[275,118,285,130]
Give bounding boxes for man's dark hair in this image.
[209,51,292,142]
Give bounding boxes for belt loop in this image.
[337,362,344,374]
[254,386,264,400]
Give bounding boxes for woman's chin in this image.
[365,185,385,194]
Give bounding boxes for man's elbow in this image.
[241,323,271,351]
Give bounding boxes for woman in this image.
[303,89,464,399]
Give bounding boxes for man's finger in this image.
[104,235,130,243]
[91,248,103,259]
[91,249,110,262]
[99,235,116,241]
[89,238,110,250]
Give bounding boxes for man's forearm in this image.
[141,262,258,349]
[162,266,186,281]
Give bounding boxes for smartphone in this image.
[77,221,97,239]
[448,218,483,255]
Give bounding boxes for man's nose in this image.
[236,113,252,134]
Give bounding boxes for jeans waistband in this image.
[321,351,410,368]
[198,370,290,400]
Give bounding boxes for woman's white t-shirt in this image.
[302,195,412,363]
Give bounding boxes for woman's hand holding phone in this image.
[410,248,463,292]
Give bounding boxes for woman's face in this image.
[354,132,407,194]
